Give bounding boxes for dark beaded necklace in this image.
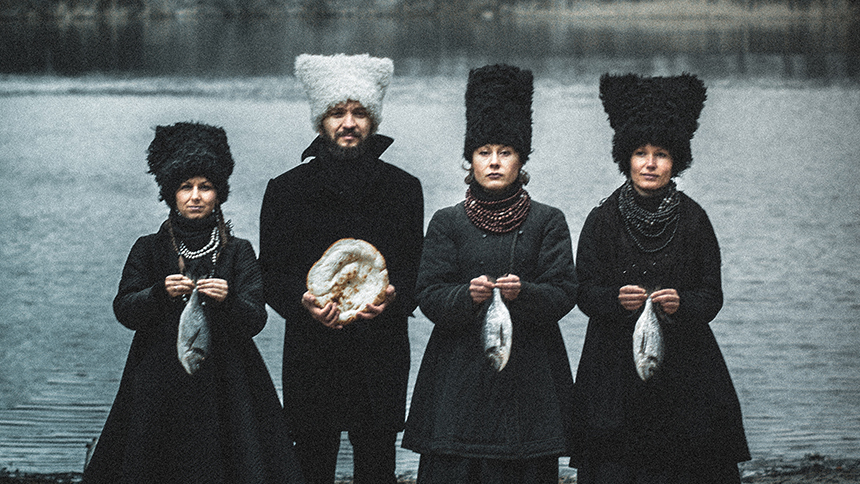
[464,185,531,234]
[618,179,681,253]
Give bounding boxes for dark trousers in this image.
[416,453,559,484]
[293,427,398,484]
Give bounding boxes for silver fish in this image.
[633,296,664,382]
[483,287,512,371]
[177,287,211,375]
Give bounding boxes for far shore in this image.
[0,0,856,25]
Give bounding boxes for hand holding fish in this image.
[471,275,521,304]
[469,275,495,304]
[619,285,679,315]
[302,292,343,330]
[165,274,195,298]
[196,278,228,303]
[650,288,679,315]
[619,285,648,311]
[495,274,521,301]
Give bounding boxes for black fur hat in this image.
[464,64,533,163]
[146,122,235,209]
[600,73,706,177]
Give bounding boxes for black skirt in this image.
[576,458,741,484]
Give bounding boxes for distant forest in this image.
[0,0,853,20]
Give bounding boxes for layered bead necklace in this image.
[167,213,227,278]
[617,179,681,253]
[177,225,221,266]
[465,185,531,234]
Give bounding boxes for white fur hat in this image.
[294,53,394,131]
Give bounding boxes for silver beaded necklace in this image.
[177,225,220,265]
[168,217,224,278]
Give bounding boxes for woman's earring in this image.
[519,169,530,186]
[463,163,474,184]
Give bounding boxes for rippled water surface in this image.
[0,15,859,476]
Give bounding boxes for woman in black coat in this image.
[570,74,750,483]
[402,64,578,484]
[84,122,303,484]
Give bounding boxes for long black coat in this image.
[258,135,423,433]
[570,186,750,468]
[84,223,303,484]
[402,200,578,459]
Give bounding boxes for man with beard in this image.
[259,53,424,484]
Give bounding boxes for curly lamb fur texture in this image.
[600,72,707,177]
[463,64,534,163]
[146,122,234,208]
[294,53,394,132]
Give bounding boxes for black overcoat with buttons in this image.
[569,185,750,468]
[259,134,424,434]
[402,199,578,459]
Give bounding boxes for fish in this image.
[482,286,513,372]
[632,295,665,382]
[177,286,211,375]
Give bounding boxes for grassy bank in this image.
[2,457,860,484]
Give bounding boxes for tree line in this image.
[0,0,850,21]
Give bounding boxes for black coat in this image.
[402,200,578,459]
[258,134,424,433]
[84,222,303,484]
[570,186,750,467]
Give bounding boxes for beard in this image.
[322,128,369,162]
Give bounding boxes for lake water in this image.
[0,12,859,480]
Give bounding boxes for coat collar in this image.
[300,134,394,162]
[299,134,395,203]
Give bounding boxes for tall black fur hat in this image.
[464,64,533,163]
[600,73,706,177]
[146,122,235,209]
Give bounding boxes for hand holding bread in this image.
[306,238,390,326]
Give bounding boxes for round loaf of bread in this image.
[306,238,389,325]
